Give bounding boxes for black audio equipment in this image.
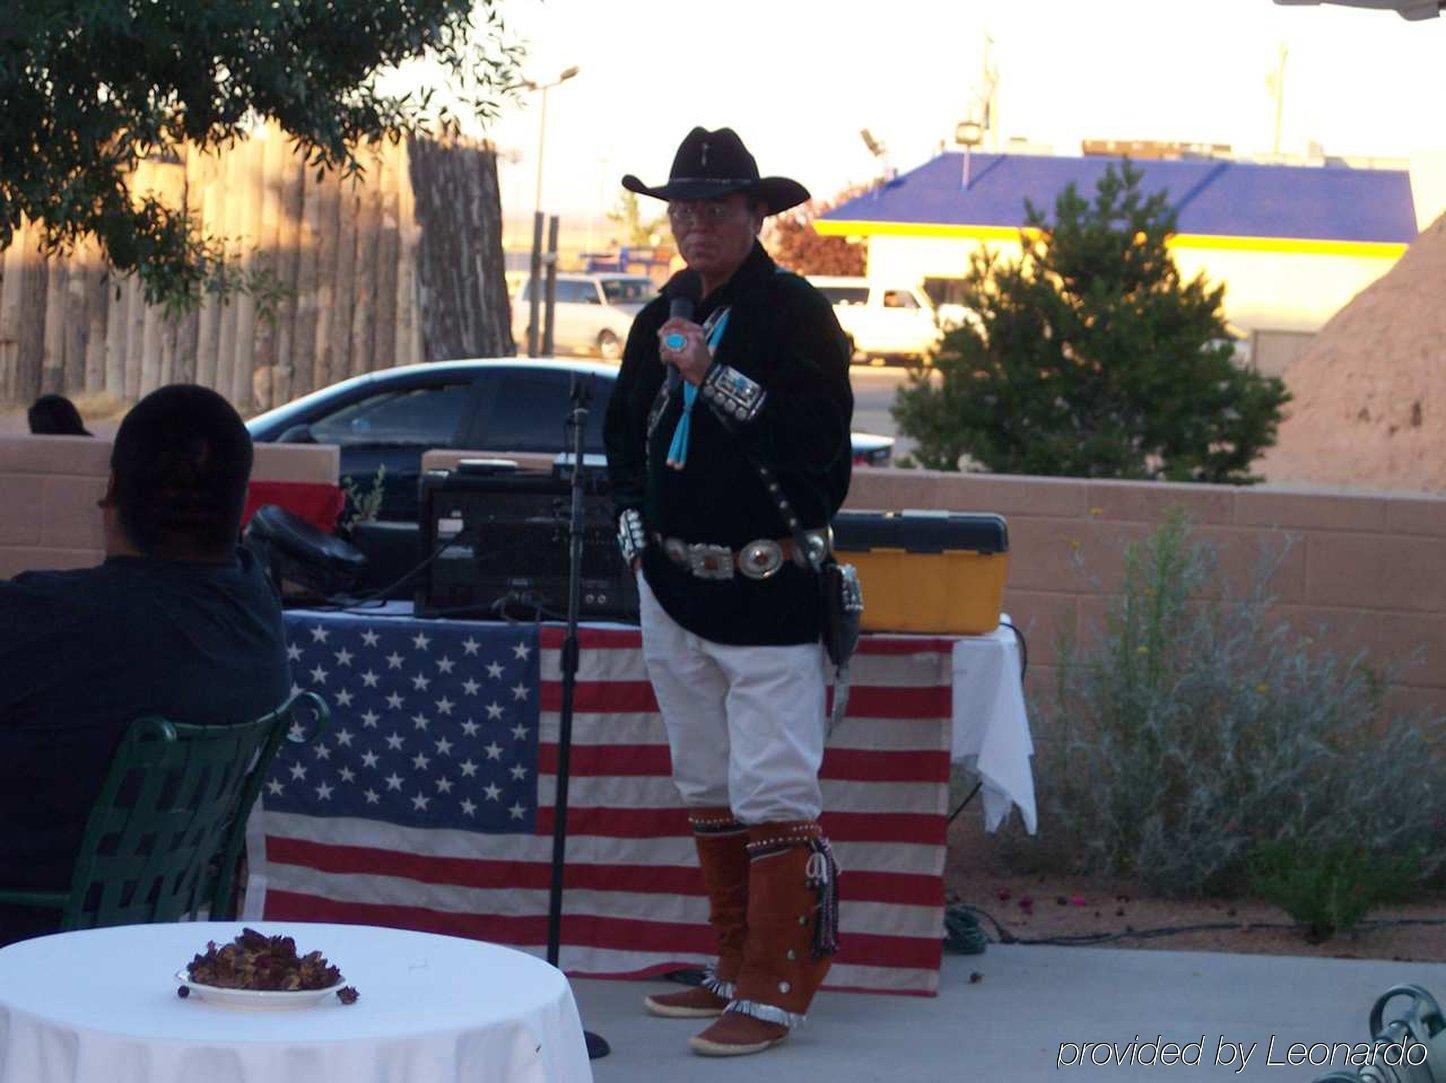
[416,465,637,622]
[244,504,368,599]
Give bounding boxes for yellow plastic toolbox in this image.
[832,511,1009,635]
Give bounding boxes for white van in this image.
[806,276,941,365]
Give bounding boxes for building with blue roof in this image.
[816,152,1419,369]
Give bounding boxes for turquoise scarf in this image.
[666,309,731,470]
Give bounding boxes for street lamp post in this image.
[523,66,580,358]
[955,119,983,189]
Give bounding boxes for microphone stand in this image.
[546,373,610,1060]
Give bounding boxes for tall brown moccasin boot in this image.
[645,808,750,1019]
[689,821,840,1056]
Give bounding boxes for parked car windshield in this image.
[600,278,656,305]
[816,285,870,306]
[478,369,611,452]
[308,384,473,446]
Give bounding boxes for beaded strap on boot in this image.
[723,821,841,1030]
[745,827,840,963]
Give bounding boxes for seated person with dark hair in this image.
[0,384,291,944]
[27,393,91,436]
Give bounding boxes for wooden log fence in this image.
[0,124,513,414]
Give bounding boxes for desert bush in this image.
[1032,513,1444,898]
[1246,840,1421,941]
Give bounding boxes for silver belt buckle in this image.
[739,538,785,580]
[687,543,735,580]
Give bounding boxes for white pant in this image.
[637,572,826,824]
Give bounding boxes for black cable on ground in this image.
[944,907,990,954]
[947,782,983,826]
[952,903,1446,949]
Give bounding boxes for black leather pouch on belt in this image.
[820,560,863,669]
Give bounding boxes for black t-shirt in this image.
[0,548,291,937]
[604,244,854,645]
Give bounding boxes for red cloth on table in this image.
[242,481,345,534]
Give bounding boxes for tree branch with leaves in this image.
[0,1,521,309]
[764,184,870,276]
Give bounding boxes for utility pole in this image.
[979,34,999,151]
[522,66,580,358]
[1268,44,1289,160]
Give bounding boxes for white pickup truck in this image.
[807,276,942,365]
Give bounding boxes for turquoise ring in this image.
[663,333,687,351]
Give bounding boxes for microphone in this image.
[668,269,702,325]
[664,271,702,389]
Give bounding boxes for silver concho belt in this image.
[655,530,831,581]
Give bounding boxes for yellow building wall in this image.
[860,232,1402,336]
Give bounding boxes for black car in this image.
[246,358,894,525]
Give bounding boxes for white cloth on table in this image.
[950,616,1037,834]
[0,922,593,1083]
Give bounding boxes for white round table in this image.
[0,922,593,1083]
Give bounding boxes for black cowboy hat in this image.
[622,127,810,216]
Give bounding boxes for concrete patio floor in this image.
[571,946,1446,1082]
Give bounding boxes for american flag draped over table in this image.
[251,609,954,995]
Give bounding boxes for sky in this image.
[450,0,1446,223]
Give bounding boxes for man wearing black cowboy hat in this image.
[604,127,853,1057]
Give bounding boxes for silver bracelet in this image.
[701,363,767,423]
[617,508,646,565]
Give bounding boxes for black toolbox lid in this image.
[833,510,1009,554]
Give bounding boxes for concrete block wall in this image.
[846,469,1446,723]
[346,451,1446,724]
[0,435,339,578]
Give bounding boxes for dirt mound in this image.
[1260,213,1446,494]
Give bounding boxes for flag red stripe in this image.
[535,744,951,783]
[536,627,958,657]
[844,870,945,908]
[264,836,945,907]
[539,681,951,718]
[534,807,946,846]
[541,681,657,712]
[264,891,942,969]
[540,626,641,650]
[827,748,951,783]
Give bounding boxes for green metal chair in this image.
[0,690,328,930]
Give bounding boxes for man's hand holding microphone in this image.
[657,271,710,386]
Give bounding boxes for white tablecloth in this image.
[0,922,593,1083]
[950,616,1037,833]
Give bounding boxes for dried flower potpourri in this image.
[184,928,343,991]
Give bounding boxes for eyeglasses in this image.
[667,201,746,228]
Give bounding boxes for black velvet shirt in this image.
[0,547,290,942]
[604,243,853,645]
